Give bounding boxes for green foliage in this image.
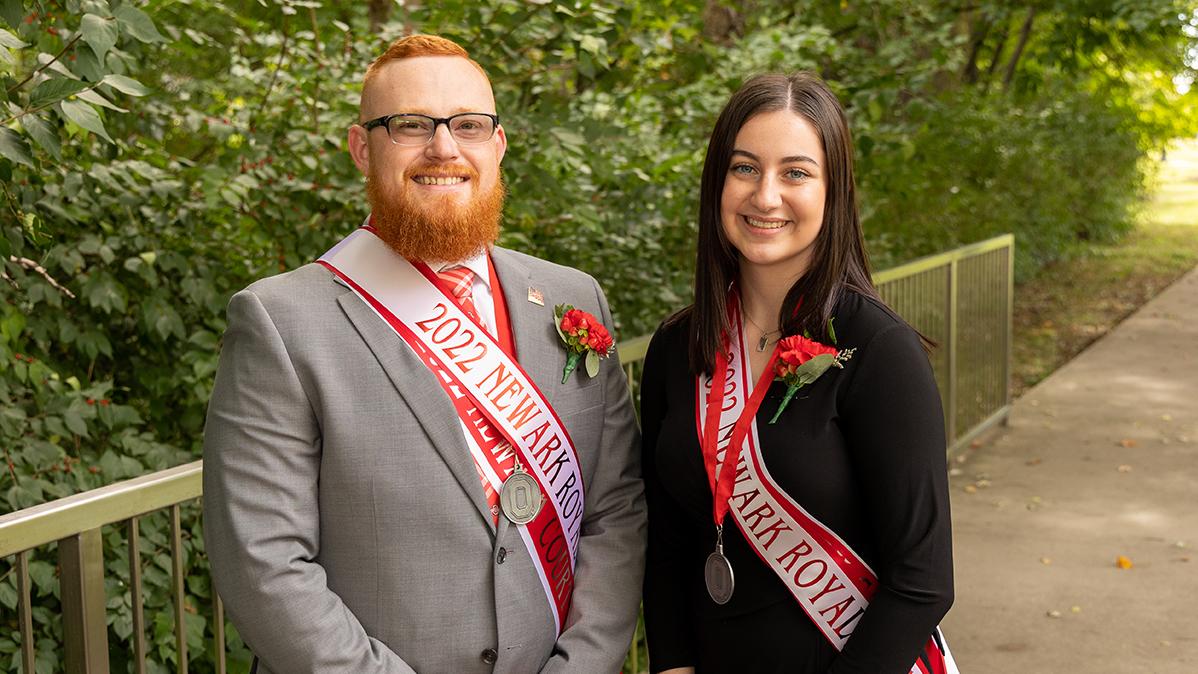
[0,0,1195,670]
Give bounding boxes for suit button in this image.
[480,648,498,665]
[496,547,507,564]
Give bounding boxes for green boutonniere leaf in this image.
[585,349,600,377]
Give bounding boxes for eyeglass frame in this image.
[360,112,501,146]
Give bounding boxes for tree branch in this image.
[6,34,82,95]
[250,18,290,132]
[961,12,993,84]
[1003,7,1037,92]
[7,256,76,299]
[0,81,102,126]
[308,6,321,134]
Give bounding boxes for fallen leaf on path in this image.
[1117,464,1133,473]
[1119,439,1138,448]
[1040,557,1052,565]
[1046,610,1062,619]
[970,439,983,449]
[1026,458,1042,466]
[1161,640,1172,647]
[1070,606,1081,614]
[963,485,978,494]
[1116,555,1134,569]
[1161,414,1172,422]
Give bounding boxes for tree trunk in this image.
[961,13,993,84]
[1002,7,1037,91]
[702,0,742,44]
[368,0,392,33]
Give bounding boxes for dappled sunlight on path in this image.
[942,264,1198,673]
[1149,138,1198,227]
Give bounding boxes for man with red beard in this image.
[202,35,646,673]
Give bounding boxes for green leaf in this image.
[585,349,600,377]
[21,113,61,160]
[27,561,55,595]
[0,0,22,29]
[80,13,118,63]
[63,409,89,436]
[29,78,88,110]
[0,580,16,610]
[792,353,837,383]
[114,5,167,43]
[0,127,33,167]
[77,88,127,113]
[827,317,837,345]
[60,99,113,142]
[553,303,572,342]
[102,74,150,96]
[0,26,26,48]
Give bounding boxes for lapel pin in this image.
[527,286,545,306]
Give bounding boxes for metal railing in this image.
[0,234,1013,673]
[873,233,1014,451]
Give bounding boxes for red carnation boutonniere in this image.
[769,323,856,424]
[554,304,615,383]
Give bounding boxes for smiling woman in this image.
[719,110,827,288]
[640,73,958,674]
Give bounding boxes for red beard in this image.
[367,162,505,263]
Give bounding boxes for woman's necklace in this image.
[743,311,781,352]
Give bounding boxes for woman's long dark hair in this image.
[686,72,885,375]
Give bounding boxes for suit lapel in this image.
[334,283,496,533]
[490,248,560,398]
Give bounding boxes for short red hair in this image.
[363,34,490,90]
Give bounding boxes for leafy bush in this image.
[1,1,1192,671]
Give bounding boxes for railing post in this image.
[129,517,147,674]
[1005,239,1015,413]
[171,504,188,674]
[59,528,110,674]
[17,550,35,674]
[946,259,959,444]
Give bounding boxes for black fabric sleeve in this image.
[829,324,955,674]
[640,325,696,672]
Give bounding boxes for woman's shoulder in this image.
[642,307,693,372]
[651,306,693,344]
[832,289,919,349]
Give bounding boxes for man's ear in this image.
[495,124,508,165]
[348,124,370,175]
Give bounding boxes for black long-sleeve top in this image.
[641,290,954,673]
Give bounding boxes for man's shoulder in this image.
[492,246,596,287]
[237,263,341,309]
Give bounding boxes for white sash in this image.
[318,228,584,634]
[696,303,958,672]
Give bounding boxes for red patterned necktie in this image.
[436,264,511,522]
[436,265,481,324]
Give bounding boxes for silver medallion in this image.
[499,467,543,525]
[704,526,735,604]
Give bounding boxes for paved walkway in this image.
[941,266,1198,672]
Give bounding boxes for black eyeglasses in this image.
[360,113,500,146]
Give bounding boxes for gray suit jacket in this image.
[202,246,646,673]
